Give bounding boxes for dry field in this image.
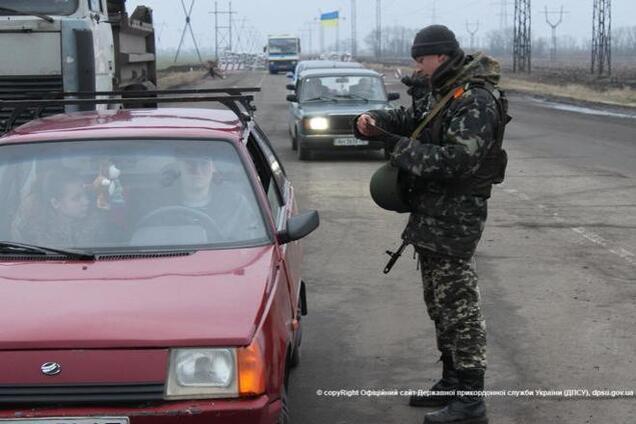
[499,59,636,108]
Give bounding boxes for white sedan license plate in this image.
[0,418,128,424]
[333,137,368,146]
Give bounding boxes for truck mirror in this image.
[286,94,298,102]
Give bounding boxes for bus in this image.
[266,35,301,74]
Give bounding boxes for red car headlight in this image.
[165,348,238,399]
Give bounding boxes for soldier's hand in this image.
[357,114,381,137]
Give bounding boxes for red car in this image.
[0,94,318,423]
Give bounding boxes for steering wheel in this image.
[136,205,224,242]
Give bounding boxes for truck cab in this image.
[265,35,301,74]
[0,0,156,112]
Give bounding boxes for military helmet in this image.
[369,162,411,213]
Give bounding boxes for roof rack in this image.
[0,87,261,135]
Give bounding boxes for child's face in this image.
[51,182,90,219]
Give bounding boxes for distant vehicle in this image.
[0,0,158,116]
[265,34,301,74]
[0,90,318,424]
[286,68,400,160]
[287,60,364,87]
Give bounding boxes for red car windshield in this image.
[0,139,270,251]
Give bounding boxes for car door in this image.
[245,130,300,322]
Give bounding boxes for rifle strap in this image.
[410,85,465,140]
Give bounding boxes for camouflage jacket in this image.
[357,54,503,259]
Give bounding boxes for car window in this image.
[0,139,270,251]
[299,75,387,102]
[253,127,288,202]
[246,135,283,222]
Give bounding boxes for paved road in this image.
[191,70,635,423]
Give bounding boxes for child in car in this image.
[11,168,106,248]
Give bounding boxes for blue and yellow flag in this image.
[320,11,339,27]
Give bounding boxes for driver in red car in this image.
[136,156,264,244]
[179,157,265,242]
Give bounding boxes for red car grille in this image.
[0,383,165,405]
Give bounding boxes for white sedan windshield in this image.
[0,139,269,251]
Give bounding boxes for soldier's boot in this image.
[409,351,458,407]
[423,368,488,424]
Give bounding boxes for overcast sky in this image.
[127,0,634,55]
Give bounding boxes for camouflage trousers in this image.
[418,251,487,370]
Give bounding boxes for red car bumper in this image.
[0,396,281,424]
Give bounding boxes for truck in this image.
[265,35,301,74]
[0,0,157,120]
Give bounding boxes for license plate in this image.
[0,418,128,424]
[333,137,368,146]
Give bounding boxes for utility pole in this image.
[466,20,479,51]
[431,0,437,24]
[544,5,565,63]
[175,0,203,64]
[336,11,340,53]
[304,21,314,55]
[317,11,324,55]
[210,1,236,59]
[351,0,357,57]
[233,16,248,53]
[499,0,508,29]
[376,0,381,58]
[513,0,531,73]
[591,0,611,75]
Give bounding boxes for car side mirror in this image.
[286,94,298,102]
[286,83,296,91]
[277,210,319,244]
[388,92,400,101]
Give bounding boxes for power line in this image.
[174,0,203,64]
[466,20,480,51]
[376,0,381,58]
[513,0,531,73]
[591,0,611,75]
[544,5,566,63]
[210,1,236,59]
[351,0,357,58]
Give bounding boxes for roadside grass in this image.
[500,76,636,108]
[157,70,208,89]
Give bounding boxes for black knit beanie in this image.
[411,25,460,59]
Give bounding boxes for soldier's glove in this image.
[381,131,406,153]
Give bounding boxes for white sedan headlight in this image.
[308,117,329,130]
[165,348,238,399]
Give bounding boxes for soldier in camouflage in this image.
[355,25,508,424]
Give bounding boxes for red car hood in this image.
[0,245,278,350]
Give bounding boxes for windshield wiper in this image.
[336,94,369,102]
[0,241,96,260]
[303,96,338,103]
[0,6,54,23]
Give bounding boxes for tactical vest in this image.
[411,80,510,199]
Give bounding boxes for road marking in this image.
[571,227,636,266]
[502,188,635,267]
